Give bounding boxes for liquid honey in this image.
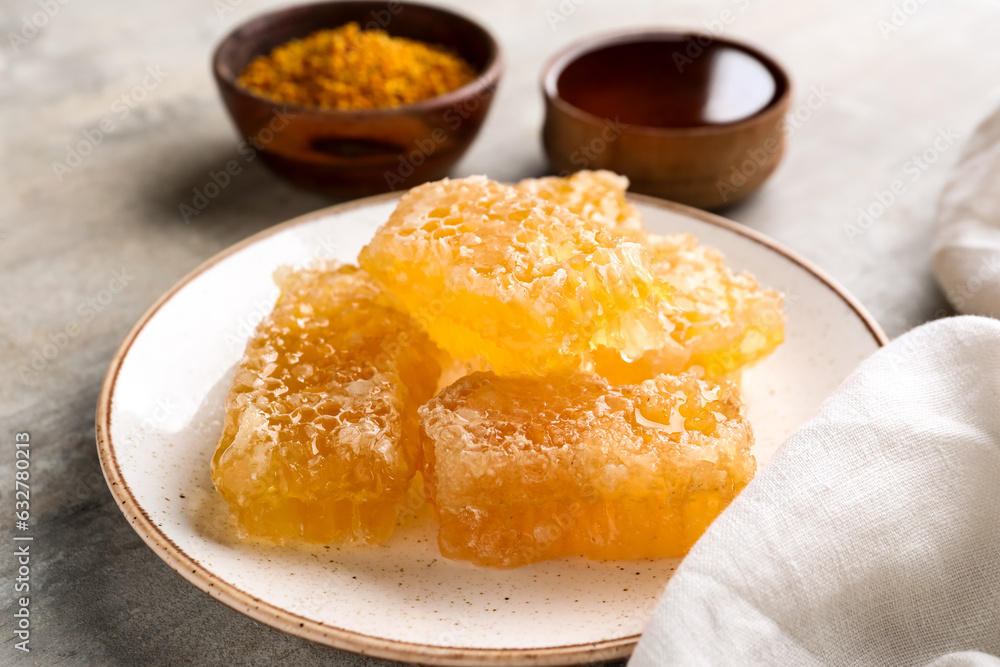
[557,36,781,127]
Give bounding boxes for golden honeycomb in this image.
[210,171,779,565]
[591,231,785,382]
[211,264,443,544]
[515,170,643,230]
[358,176,681,375]
[516,171,784,381]
[419,370,755,568]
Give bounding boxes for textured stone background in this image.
[3,0,1000,664]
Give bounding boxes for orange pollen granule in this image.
[236,22,477,110]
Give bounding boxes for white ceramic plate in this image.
[97,193,886,666]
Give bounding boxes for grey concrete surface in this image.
[2,0,999,664]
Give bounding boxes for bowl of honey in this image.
[541,30,791,209]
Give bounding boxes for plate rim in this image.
[95,191,888,666]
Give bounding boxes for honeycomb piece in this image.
[590,231,785,382]
[515,170,643,230]
[514,171,783,380]
[211,264,443,544]
[358,176,681,375]
[419,370,755,568]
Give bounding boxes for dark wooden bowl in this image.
[213,1,503,199]
[542,30,791,210]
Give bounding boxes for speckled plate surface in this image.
[96,192,886,666]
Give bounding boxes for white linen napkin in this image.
[630,315,1000,667]
[934,109,1000,316]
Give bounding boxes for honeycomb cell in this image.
[419,370,755,568]
[515,170,643,230]
[590,231,785,382]
[513,171,784,380]
[358,176,681,375]
[211,264,443,544]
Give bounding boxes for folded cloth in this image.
[630,316,1000,667]
[933,110,1000,316]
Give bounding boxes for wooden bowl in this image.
[542,30,791,209]
[213,1,503,199]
